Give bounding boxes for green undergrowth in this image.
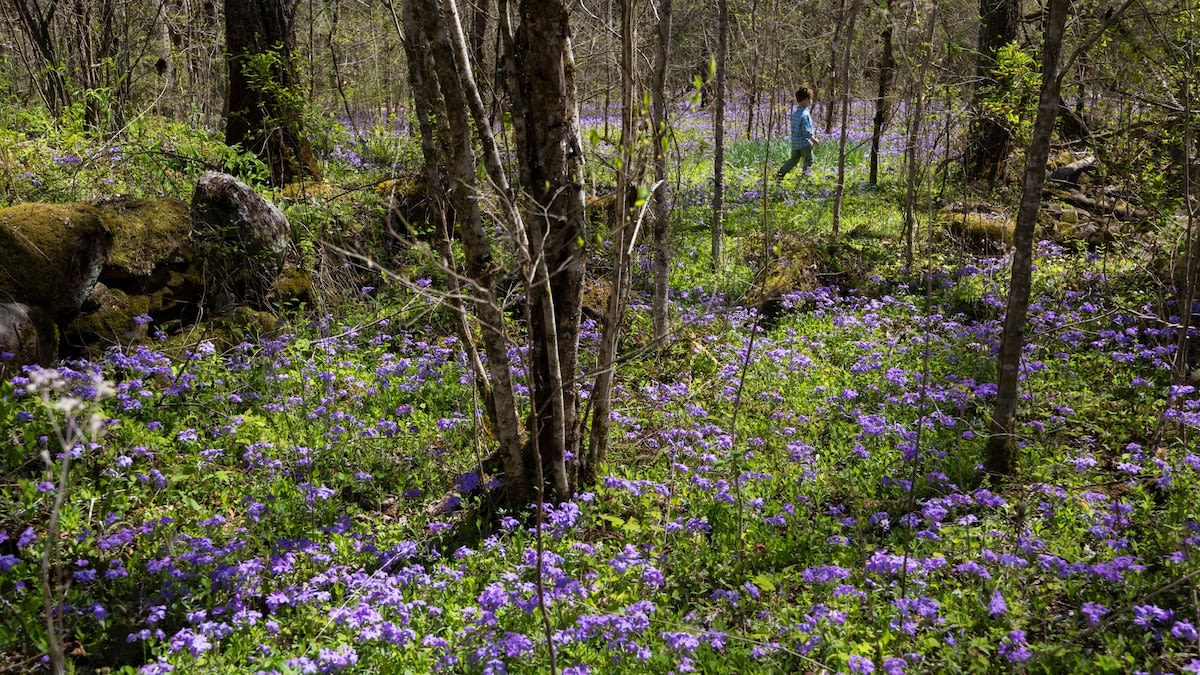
[2,101,1199,674]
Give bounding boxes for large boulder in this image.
[938,203,1014,253]
[0,203,113,321]
[62,284,152,355]
[96,197,193,288]
[0,303,57,375]
[191,172,291,312]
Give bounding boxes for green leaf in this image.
[600,513,625,528]
[753,573,776,593]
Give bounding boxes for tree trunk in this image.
[4,0,71,118]
[711,0,728,267]
[650,0,673,344]
[1172,42,1197,387]
[585,0,642,487]
[868,0,896,186]
[224,0,322,186]
[745,0,760,139]
[393,0,493,429]
[903,0,937,266]
[507,0,585,500]
[154,2,178,118]
[823,0,845,135]
[964,0,1018,184]
[831,0,861,235]
[985,0,1068,476]
[406,0,531,505]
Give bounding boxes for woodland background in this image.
[0,0,1198,673]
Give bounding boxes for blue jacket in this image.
[790,106,814,149]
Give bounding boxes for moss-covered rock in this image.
[585,192,620,230]
[191,172,291,313]
[206,307,279,348]
[280,181,342,202]
[938,205,1014,252]
[0,303,58,374]
[62,284,152,355]
[379,173,450,241]
[0,202,113,320]
[270,264,313,308]
[742,233,822,325]
[95,197,192,282]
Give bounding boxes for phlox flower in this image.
[848,654,875,673]
[997,630,1031,663]
[986,590,1007,617]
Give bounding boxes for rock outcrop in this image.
[191,171,291,312]
[0,203,113,321]
[0,303,57,376]
[0,172,307,366]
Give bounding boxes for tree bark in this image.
[985,0,1068,475]
[823,0,846,135]
[964,0,1019,184]
[903,0,937,266]
[406,0,531,505]
[585,0,643,487]
[868,0,896,186]
[4,0,71,117]
[711,0,728,267]
[650,0,673,344]
[1172,41,1196,387]
[506,0,585,500]
[224,0,322,186]
[831,0,861,235]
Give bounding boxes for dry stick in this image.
[898,68,946,601]
[41,439,70,675]
[727,305,764,572]
[523,267,560,675]
[1154,35,1197,448]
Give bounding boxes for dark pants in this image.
[777,146,813,179]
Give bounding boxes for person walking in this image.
[776,86,819,183]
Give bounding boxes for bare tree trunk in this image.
[406,0,531,505]
[903,0,937,266]
[585,0,643,487]
[506,0,585,500]
[964,0,1018,184]
[831,0,861,235]
[2,0,68,117]
[985,0,1068,475]
[650,0,673,343]
[1172,41,1196,387]
[391,0,491,419]
[823,0,845,135]
[745,0,760,139]
[868,0,895,186]
[154,2,177,117]
[711,0,728,267]
[224,0,322,186]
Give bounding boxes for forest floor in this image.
[2,104,1199,674]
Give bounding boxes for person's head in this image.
[795,87,813,106]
